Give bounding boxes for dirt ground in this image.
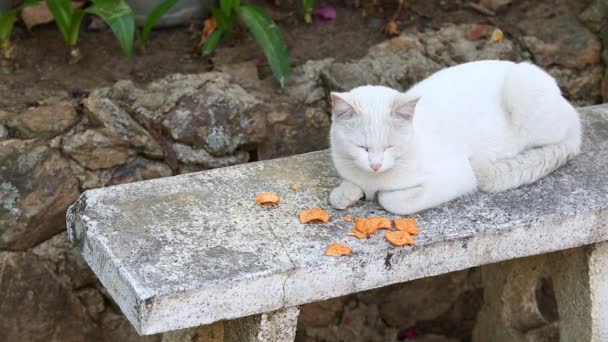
[0,0,506,112]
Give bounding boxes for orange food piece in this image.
[290,184,298,191]
[325,243,352,256]
[256,192,280,206]
[394,218,419,235]
[354,217,392,235]
[385,231,415,246]
[344,215,352,222]
[299,208,330,223]
[347,228,366,239]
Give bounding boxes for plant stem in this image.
[68,46,82,64]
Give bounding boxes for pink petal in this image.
[313,4,337,21]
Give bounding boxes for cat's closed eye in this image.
[385,145,395,150]
[357,145,369,151]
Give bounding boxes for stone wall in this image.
[0,10,605,341]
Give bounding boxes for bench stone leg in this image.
[161,307,300,342]
[551,242,608,342]
[472,254,559,342]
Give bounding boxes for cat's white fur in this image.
[329,60,581,215]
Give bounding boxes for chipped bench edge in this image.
[67,193,608,335]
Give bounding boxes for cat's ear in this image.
[392,95,420,121]
[330,92,357,121]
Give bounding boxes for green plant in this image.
[136,0,177,47]
[303,0,313,23]
[202,0,291,87]
[0,0,40,73]
[47,0,134,61]
[46,0,86,62]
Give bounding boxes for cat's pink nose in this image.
[371,163,382,171]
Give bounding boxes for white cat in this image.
[329,60,581,215]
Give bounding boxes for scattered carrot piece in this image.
[347,228,366,239]
[299,208,330,223]
[381,20,400,36]
[290,184,298,191]
[394,218,419,235]
[255,192,280,206]
[325,243,352,256]
[385,231,414,246]
[344,215,352,222]
[355,217,392,235]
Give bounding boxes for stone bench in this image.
[67,105,608,341]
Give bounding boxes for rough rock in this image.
[62,128,135,170]
[76,287,106,321]
[1,101,79,139]
[256,104,331,159]
[102,312,161,342]
[162,77,265,155]
[0,124,7,139]
[515,2,601,69]
[0,252,99,341]
[480,0,511,11]
[360,270,472,328]
[172,143,249,169]
[578,0,606,33]
[547,65,604,104]
[298,297,345,328]
[287,58,335,104]
[83,95,163,158]
[108,157,173,185]
[31,232,97,289]
[216,62,261,89]
[0,139,80,250]
[322,24,522,92]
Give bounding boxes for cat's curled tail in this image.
[474,62,582,193]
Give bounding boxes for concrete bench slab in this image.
[67,105,608,335]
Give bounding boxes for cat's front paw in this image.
[330,182,363,210]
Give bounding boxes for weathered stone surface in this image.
[108,157,173,185]
[162,77,264,155]
[322,24,521,92]
[62,128,135,170]
[0,124,7,139]
[550,242,608,341]
[162,322,224,342]
[2,100,79,139]
[76,287,106,321]
[1,139,80,250]
[225,307,300,342]
[472,255,557,342]
[480,0,511,11]
[31,232,96,288]
[374,270,472,328]
[298,297,345,328]
[515,2,601,69]
[547,65,604,104]
[172,143,249,169]
[83,95,163,158]
[257,105,331,160]
[579,0,606,33]
[287,58,335,104]
[102,312,162,342]
[67,106,608,334]
[0,252,99,341]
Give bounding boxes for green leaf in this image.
[220,0,231,17]
[210,6,231,32]
[86,0,135,57]
[46,0,76,44]
[303,0,313,23]
[236,5,290,87]
[0,9,18,43]
[140,0,177,44]
[67,9,84,45]
[201,28,223,55]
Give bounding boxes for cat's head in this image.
[330,85,419,174]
